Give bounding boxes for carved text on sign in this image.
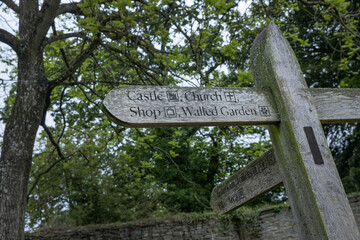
[103,86,278,127]
[210,150,282,214]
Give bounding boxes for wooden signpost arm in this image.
[210,149,282,214]
[103,86,360,128]
[250,22,360,239]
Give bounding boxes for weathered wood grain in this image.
[210,149,282,214]
[251,22,360,240]
[102,86,278,127]
[311,88,360,124]
[103,86,360,127]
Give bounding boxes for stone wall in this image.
[26,195,360,240]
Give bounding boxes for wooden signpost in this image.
[103,23,360,239]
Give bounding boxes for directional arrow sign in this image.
[103,86,360,127]
[210,149,282,214]
[102,86,278,127]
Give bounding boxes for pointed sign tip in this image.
[267,22,283,35]
[251,22,281,48]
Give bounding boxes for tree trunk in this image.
[0,49,49,239]
[0,1,60,238]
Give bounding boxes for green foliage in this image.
[328,124,360,194]
[28,109,169,228]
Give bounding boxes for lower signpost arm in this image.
[210,149,282,214]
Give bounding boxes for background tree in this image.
[0,1,100,239]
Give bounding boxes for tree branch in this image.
[333,7,360,39]
[297,0,360,39]
[41,123,65,160]
[27,149,78,200]
[103,43,163,85]
[297,0,330,6]
[0,0,20,13]
[27,122,68,199]
[58,80,119,86]
[33,0,61,48]
[44,32,87,46]
[0,28,19,53]
[58,86,67,143]
[134,129,211,209]
[27,155,63,200]
[50,38,101,86]
[57,2,83,15]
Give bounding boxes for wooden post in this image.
[250,22,360,239]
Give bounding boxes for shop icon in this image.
[164,106,177,118]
